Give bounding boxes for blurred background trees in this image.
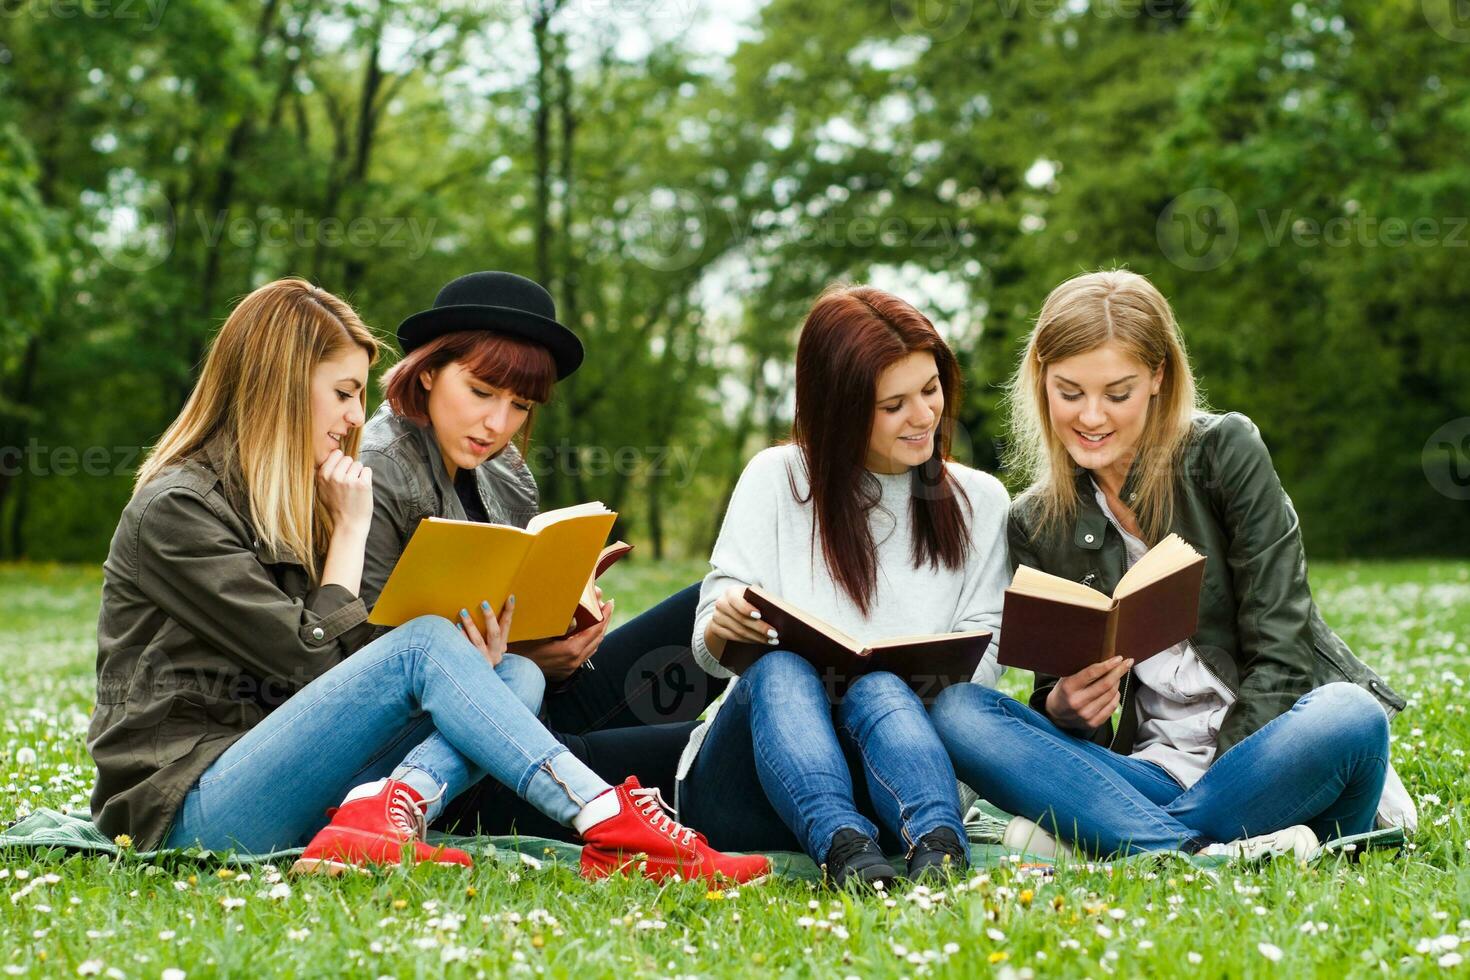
[1,0,1466,561]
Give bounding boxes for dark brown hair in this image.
[792,284,972,614]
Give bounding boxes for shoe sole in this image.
[288,855,470,876]
[288,857,373,877]
[579,848,770,886]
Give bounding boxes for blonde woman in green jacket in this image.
[931,269,1410,860]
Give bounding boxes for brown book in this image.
[719,586,991,704]
[998,533,1206,676]
[570,541,634,634]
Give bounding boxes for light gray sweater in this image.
[676,444,1011,793]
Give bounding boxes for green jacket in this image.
[87,437,375,850]
[357,402,539,611]
[1011,412,1405,756]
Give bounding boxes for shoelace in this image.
[386,783,446,840]
[628,785,697,846]
[826,830,882,869]
[914,828,967,863]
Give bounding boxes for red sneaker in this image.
[290,778,472,875]
[577,777,770,885]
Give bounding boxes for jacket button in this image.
[1084,533,1095,544]
[311,627,325,640]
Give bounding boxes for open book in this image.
[998,533,1206,676]
[368,502,632,642]
[718,587,992,704]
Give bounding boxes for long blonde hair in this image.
[1004,269,1204,543]
[134,278,380,577]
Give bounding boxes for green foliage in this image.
[0,0,1464,559]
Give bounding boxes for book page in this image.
[1114,533,1203,599]
[867,628,991,650]
[513,512,618,639]
[1007,565,1114,611]
[746,587,865,655]
[526,501,611,535]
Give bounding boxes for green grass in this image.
[2,559,1469,977]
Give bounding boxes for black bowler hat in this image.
[397,271,584,380]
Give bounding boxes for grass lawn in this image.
[1,558,1468,977]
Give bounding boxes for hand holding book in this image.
[705,585,781,654]
[369,502,632,643]
[716,587,990,704]
[998,533,1206,677]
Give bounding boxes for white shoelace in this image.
[386,783,446,840]
[629,785,697,846]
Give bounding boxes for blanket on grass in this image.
[0,804,1405,880]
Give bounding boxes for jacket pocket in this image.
[151,691,229,767]
[1311,634,1407,715]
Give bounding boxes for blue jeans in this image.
[435,585,720,840]
[677,650,966,864]
[163,615,609,853]
[930,681,1389,855]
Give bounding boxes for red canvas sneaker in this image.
[577,777,770,885]
[290,778,472,875]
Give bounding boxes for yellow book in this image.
[368,502,624,642]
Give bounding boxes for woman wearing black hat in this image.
[359,271,727,840]
[91,276,768,884]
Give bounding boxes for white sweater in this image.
[676,444,1012,795]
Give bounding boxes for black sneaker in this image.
[823,828,896,891]
[906,826,969,883]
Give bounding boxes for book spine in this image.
[1103,605,1120,660]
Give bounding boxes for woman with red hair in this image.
[358,271,734,847]
[674,284,1012,889]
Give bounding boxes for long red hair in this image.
[792,284,972,614]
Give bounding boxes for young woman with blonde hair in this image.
[87,278,767,883]
[931,269,1410,859]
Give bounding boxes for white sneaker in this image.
[1002,816,1073,859]
[1199,825,1320,862]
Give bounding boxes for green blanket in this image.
[0,804,1403,880]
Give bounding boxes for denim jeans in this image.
[434,584,721,840]
[540,583,727,734]
[930,681,1389,855]
[163,615,609,853]
[677,650,966,864]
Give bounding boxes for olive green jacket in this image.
[87,437,375,849]
[1012,412,1405,757]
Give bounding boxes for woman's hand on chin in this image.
[317,449,374,534]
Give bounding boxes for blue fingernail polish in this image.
[460,608,469,618]
[482,600,491,610]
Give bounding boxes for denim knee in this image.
[930,683,1009,745]
[837,671,921,728]
[1300,682,1389,753]
[402,613,469,653]
[496,653,546,711]
[742,648,814,688]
